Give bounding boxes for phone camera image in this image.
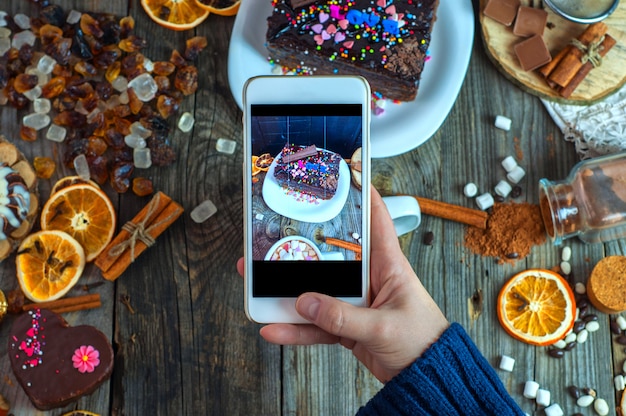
[249,104,365,298]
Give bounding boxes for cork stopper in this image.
[587,256,626,314]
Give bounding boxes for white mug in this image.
[382,196,421,237]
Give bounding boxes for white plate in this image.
[228,0,475,158]
[262,151,351,223]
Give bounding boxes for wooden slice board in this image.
[479,0,626,104]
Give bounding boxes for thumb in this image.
[296,293,374,342]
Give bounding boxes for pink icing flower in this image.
[72,345,100,373]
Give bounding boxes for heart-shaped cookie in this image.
[8,308,114,410]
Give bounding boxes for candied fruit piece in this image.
[100,19,121,45]
[127,87,143,115]
[44,37,72,66]
[170,49,187,68]
[74,61,98,77]
[88,154,109,184]
[38,23,63,45]
[148,140,175,167]
[6,82,29,110]
[112,104,131,118]
[20,124,38,142]
[13,73,38,93]
[154,75,170,93]
[105,61,121,83]
[132,177,153,197]
[152,61,175,76]
[121,53,145,79]
[18,44,34,65]
[119,35,147,53]
[54,110,87,127]
[34,156,56,178]
[66,80,94,100]
[93,44,121,68]
[105,128,125,149]
[114,117,132,136]
[87,136,108,155]
[184,36,208,61]
[41,4,65,27]
[157,94,179,119]
[72,27,94,60]
[174,66,198,96]
[80,13,104,38]
[119,16,134,38]
[52,64,72,78]
[110,162,134,193]
[41,76,66,99]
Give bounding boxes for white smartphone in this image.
[243,75,371,323]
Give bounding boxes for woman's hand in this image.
[237,187,449,383]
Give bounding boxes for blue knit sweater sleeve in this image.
[357,323,525,416]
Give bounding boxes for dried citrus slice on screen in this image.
[255,153,273,171]
[497,269,576,346]
[195,0,240,16]
[41,184,116,262]
[141,0,210,31]
[51,175,100,195]
[251,156,261,176]
[16,230,86,302]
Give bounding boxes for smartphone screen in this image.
[248,103,366,298]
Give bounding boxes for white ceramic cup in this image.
[382,196,421,237]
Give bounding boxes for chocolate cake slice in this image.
[266,0,439,101]
[274,144,341,200]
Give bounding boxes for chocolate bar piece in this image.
[513,7,548,37]
[514,34,552,71]
[281,144,318,163]
[483,0,520,26]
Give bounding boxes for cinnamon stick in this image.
[402,196,488,229]
[97,195,184,281]
[95,192,173,275]
[323,237,362,253]
[548,22,607,88]
[559,34,617,98]
[22,293,101,314]
[539,45,572,79]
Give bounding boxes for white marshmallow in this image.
[499,355,515,372]
[501,156,518,172]
[494,180,512,198]
[464,182,478,198]
[507,166,526,184]
[536,388,551,407]
[495,115,512,131]
[476,193,495,211]
[523,380,540,399]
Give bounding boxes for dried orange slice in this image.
[255,153,273,171]
[16,230,86,302]
[50,175,100,195]
[195,0,240,16]
[141,0,210,31]
[41,184,116,262]
[251,156,261,176]
[497,269,576,346]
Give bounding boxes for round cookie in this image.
[0,136,38,262]
[587,256,626,314]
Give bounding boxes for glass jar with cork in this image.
[539,151,626,244]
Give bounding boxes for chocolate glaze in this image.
[266,0,439,101]
[8,309,114,410]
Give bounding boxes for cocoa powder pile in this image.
[465,202,546,263]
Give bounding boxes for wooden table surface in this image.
[1,0,625,415]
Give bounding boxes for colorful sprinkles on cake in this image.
[268,0,435,113]
[274,144,341,202]
[270,0,427,66]
[12,309,45,369]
